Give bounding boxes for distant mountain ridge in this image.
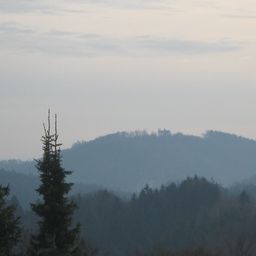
[1,130,256,192]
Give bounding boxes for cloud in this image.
[67,0,172,9]
[0,0,172,14]
[0,23,241,57]
[224,14,256,19]
[0,0,83,14]
[0,22,35,35]
[133,36,239,54]
[0,0,57,13]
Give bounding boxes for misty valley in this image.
[2,128,256,256]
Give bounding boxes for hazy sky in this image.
[1,0,256,159]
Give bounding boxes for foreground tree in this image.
[30,111,80,256]
[0,185,21,256]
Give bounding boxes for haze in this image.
[1,0,256,160]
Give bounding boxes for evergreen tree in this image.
[30,111,80,256]
[0,185,21,256]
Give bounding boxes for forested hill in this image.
[1,130,256,192]
[62,130,256,191]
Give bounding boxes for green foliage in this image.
[0,185,21,256]
[74,177,221,255]
[30,112,80,255]
[73,177,256,256]
[144,248,218,256]
[4,173,256,256]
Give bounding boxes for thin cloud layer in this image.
[0,0,172,13]
[67,0,172,9]
[133,36,239,54]
[1,0,256,17]
[0,23,240,57]
[0,22,34,34]
[0,0,58,13]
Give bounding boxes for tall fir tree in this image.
[30,111,80,256]
[0,185,21,256]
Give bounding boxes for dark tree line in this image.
[72,178,256,256]
[3,170,256,256]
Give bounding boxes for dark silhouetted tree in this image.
[30,111,80,256]
[0,185,21,256]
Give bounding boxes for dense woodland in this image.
[2,122,256,255]
[1,176,256,256]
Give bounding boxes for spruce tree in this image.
[30,111,80,256]
[0,185,21,256]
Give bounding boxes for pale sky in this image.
[1,0,256,160]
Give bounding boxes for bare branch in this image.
[48,109,51,136]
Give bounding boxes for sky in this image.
[1,0,256,160]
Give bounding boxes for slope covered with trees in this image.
[2,130,256,192]
[18,176,256,256]
[62,130,256,191]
